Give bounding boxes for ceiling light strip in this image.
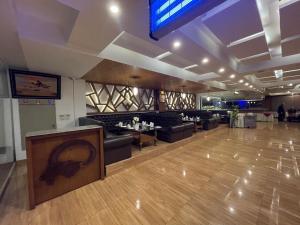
[155,51,172,60]
[227,31,265,48]
[239,52,269,61]
[184,64,198,70]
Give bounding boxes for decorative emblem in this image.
[40,139,96,185]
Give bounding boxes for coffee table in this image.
[115,124,162,150]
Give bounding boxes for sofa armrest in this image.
[169,124,187,132]
[183,122,194,130]
[104,134,133,150]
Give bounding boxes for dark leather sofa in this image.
[78,117,133,166]
[86,111,194,143]
[211,110,230,124]
[142,112,194,143]
[173,110,220,130]
[287,109,300,122]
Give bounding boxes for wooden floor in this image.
[0,163,14,195]
[1,122,300,225]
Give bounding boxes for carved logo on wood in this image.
[40,139,96,185]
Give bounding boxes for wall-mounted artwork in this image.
[86,82,155,113]
[9,69,61,99]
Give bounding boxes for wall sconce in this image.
[133,87,138,96]
[182,93,186,99]
[206,97,211,101]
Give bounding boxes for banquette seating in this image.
[79,110,216,166]
[175,110,220,130]
[141,112,194,143]
[78,117,133,166]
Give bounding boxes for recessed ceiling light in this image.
[201,57,210,64]
[229,74,236,79]
[288,83,293,87]
[250,85,253,88]
[239,79,244,83]
[109,4,120,14]
[218,67,225,73]
[173,40,181,49]
[245,82,249,86]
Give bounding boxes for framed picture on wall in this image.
[9,69,61,99]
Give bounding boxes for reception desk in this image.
[26,125,104,209]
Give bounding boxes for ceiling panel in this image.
[113,32,166,58]
[282,38,300,56]
[160,54,194,68]
[280,1,300,39]
[283,75,300,81]
[83,59,223,93]
[203,0,262,45]
[228,36,268,59]
[187,66,207,75]
[284,70,300,76]
[258,77,276,82]
[240,54,270,65]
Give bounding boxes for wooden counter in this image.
[26,125,104,209]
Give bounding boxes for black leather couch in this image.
[86,111,194,143]
[211,110,230,124]
[78,117,133,166]
[173,110,220,130]
[142,112,194,143]
[287,109,300,122]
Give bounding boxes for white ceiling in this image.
[0,0,300,96]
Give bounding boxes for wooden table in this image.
[116,125,161,150]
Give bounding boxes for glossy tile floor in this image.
[0,122,300,225]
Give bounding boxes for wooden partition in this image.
[26,126,104,209]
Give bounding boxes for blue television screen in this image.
[149,0,226,40]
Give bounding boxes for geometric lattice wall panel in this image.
[165,91,196,110]
[86,82,154,113]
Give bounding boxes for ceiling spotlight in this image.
[234,91,239,95]
[229,74,236,79]
[202,57,210,64]
[109,4,120,14]
[206,97,211,101]
[288,83,293,87]
[250,85,253,88]
[239,79,244,83]
[274,69,283,79]
[218,67,225,73]
[173,40,181,49]
[245,83,249,86]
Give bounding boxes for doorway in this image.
[19,99,56,151]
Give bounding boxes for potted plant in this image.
[230,106,239,128]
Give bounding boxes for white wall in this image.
[13,77,87,161]
[55,77,86,128]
